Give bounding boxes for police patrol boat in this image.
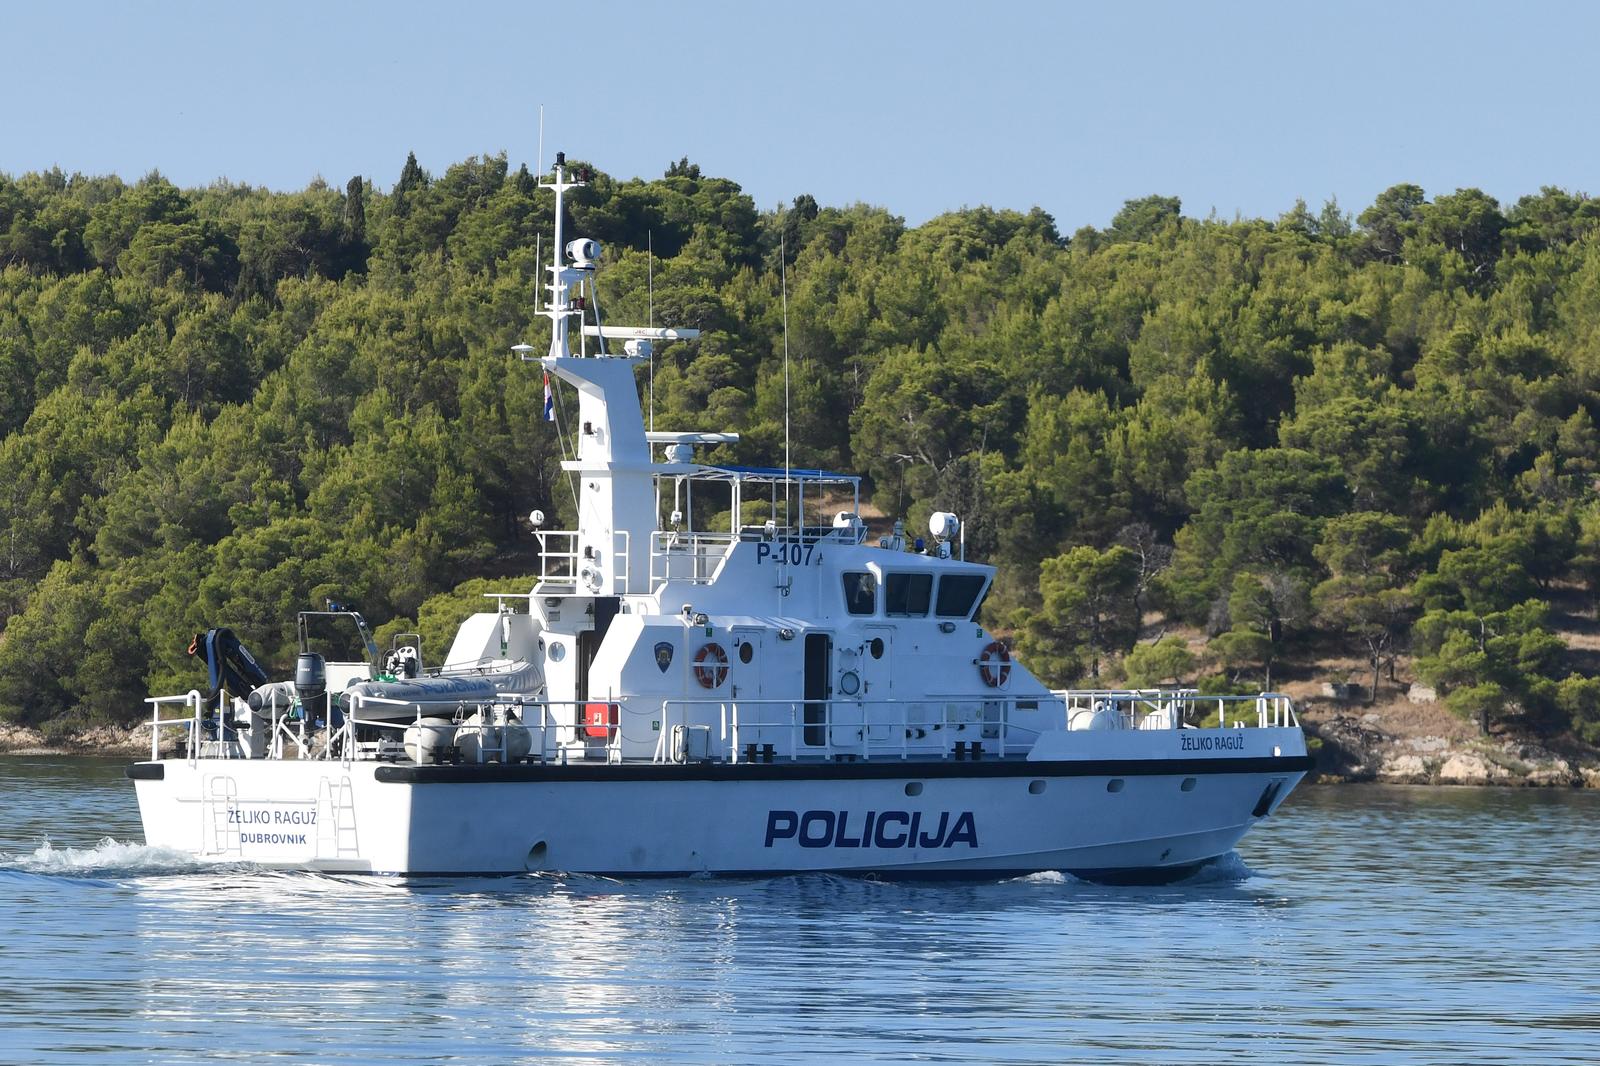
[127,153,1312,882]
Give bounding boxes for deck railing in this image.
[533,529,632,593]
[339,693,622,767]
[648,530,738,586]
[144,690,206,763]
[654,694,1050,764]
[1053,688,1298,730]
[139,686,1298,768]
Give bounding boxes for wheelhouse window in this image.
[884,572,933,617]
[842,571,877,615]
[935,573,987,618]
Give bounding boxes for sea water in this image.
[1,756,1596,1064]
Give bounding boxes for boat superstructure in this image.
[128,154,1312,882]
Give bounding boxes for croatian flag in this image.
[543,371,555,422]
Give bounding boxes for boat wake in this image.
[0,837,213,878]
[1011,870,1081,884]
[1181,851,1257,883]
[1010,852,1258,886]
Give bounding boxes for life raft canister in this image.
[694,642,730,688]
[977,640,1011,688]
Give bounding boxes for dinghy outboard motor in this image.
[295,652,327,708]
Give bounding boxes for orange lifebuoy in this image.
[977,641,1011,688]
[694,642,729,688]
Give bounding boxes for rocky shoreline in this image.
[1304,708,1600,788]
[0,723,151,758]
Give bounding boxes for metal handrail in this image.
[144,690,205,763]
[534,529,633,593]
[534,530,580,588]
[649,529,738,587]
[612,530,631,594]
[656,694,1045,764]
[140,685,1297,767]
[343,693,640,766]
[1054,689,1299,730]
[139,686,634,766]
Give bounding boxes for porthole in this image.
[739,642,754,665]
[1106,778,1125,794]
[870,637,885,659]
[1028,780,1047,795]
[1180,777,1197,792]
[547,641,566,662]
[904,781,924,797]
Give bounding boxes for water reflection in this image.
[77,859,1286,1063]
[4,760,1600,1064]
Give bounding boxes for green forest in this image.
[4,152,1600,746]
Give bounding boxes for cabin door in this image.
[730,630,764,701]
[574,596,620,706]
[828,634,866,750]
[731,629,766,748]
[803,633,831,747]
[857,626,894,743]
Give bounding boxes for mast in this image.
[520,151,709,598]
[539,152,585,360]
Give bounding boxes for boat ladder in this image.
[202,774,240,857]
[316,776,360,859]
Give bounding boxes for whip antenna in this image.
[648,229,655,433]
[781,233,791,528]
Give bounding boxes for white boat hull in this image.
[131,735,1309,882]
[127,156,1319,887]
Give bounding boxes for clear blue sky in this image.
[4,0,1597,230]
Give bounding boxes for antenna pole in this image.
[648,229,655,434]
[537,105,544,177]
[781,233,791,527]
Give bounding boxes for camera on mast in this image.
[567,238,601,269]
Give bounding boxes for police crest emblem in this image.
[654,641,673,672]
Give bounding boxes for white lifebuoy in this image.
[694,642,729,688]
[977,641,1011,688]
